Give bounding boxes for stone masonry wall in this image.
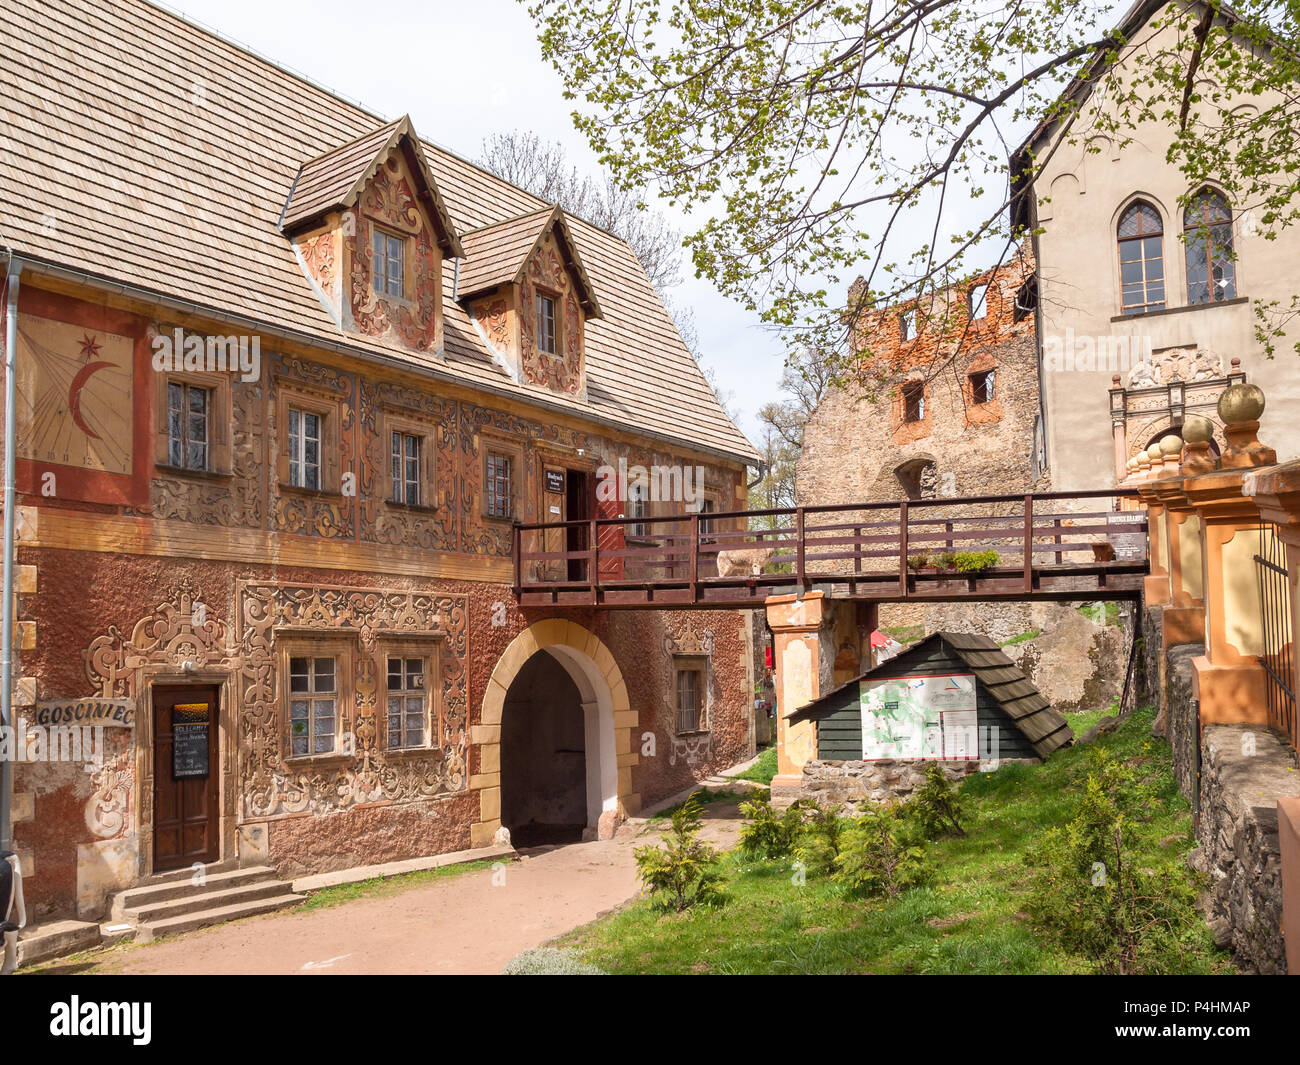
[1193,725,1300,974]
[790,757,1040,811]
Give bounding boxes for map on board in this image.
[859,673,978,760]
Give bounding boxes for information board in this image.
[172,702,210,779]
[859,673,978,760]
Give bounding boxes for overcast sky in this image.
[160,0,786,442]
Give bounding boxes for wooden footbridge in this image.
[513,489,1148,610]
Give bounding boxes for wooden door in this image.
[152,685,220,871]
[566,470,590,582]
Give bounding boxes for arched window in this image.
[1184,189,1236,305]
[1118,201,1165,315]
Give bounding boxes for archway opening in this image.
[500,650,589,847]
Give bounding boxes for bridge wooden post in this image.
[1022,494,1034,593]
[589,517,599,605]
[689,512,699,602]
[795,508,806,587]
[898,501,909,596]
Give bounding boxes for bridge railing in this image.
[513,488,1147,602]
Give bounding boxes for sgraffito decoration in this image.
[237,582,469,819]
[84,584,237,841]
[663,623,715,767]
[519,232,584,395]
[349,157,442,352]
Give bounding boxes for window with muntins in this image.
[373,228,405,299]
[288,407,322,490]
[386,656,427,750]
[536,294,557,355]
[676,667,703,732]
[392,431,421,505]
[167,381,210,470]
[1118,201,1165,314]
[1184,190,1237,305]
[289,656,337,756]
[486,451,513,519]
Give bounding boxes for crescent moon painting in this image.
[16,316,133,475]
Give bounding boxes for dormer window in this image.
[373,227,406,300]
[536,293,557,355]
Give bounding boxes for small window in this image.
[628,482,647,537]
[289,656,337,757]
[536,294,557,355]
[373,228,405,299]
[899,309,916,342]
[392,431,421,506]
[288,407,322,490]
[902,382,925,423]
[1118,201,1165,315]
[698,498,715,538]
[1013,278,1037,323]
[167,381,210,470]
[970,369,996,404]
[1184,189,1236,305]
[386,656,427,750]
[968,283,988,320]
[486,451,513,519]
[676,666,703,733]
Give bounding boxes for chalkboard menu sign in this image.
[545,469,565,493]
[173,703,210,779]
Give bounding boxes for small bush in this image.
[907,762,966,839]
[906,553,930,570]
[833,806,929,898]
[502,948,606,975]
[792,803,845,875]
[634,796,724,912]
[738,797,808,859]
[1024,747,1208,974]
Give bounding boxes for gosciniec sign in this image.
[35,698,135,729]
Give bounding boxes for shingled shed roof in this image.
[789,630,1072,758]
[458,205,603,318]
[280,116,464,258]
[0,0,758,466]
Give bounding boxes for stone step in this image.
[135,891,304,943]
[121,878,294,924]
[110,865,278,919]
[18,919,102,968]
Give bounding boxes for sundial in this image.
[17,316,133,475]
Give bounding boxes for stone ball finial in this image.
[1145,444,1163,461]
[1182,415,1214,444]
[1112,374,1121,386]
[1158,434,1183,456]
[1218,382,1265,425]
[1231,356,1241,370]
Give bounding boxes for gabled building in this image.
[0,0,760,924]
[1012,0,1300,489]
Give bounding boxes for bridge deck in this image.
[513,489,1148,610]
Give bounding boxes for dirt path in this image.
[78,805,742,976]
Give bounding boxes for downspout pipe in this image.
[2,256,19,853]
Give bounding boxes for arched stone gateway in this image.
[471,620,637,848]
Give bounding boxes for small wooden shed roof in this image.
[789,631,1073,759]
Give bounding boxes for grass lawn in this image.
[732,746,777,785]
[559,707,1231,975]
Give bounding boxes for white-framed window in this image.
[536,293,557,355]
[167,381,210,471]
[386,656,427,750]
[373,227,405,299]
[289,656,337,756]
[486,450,513,519]
[392,431,421,506]
[288,407,322,490]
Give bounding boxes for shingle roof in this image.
[458,205,602,318]
[0,0,757,465]
[789,630,1073,758]
[280,116,464,259]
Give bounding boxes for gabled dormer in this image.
[281,116,463,354]
[458,205,602,397]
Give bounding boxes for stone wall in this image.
[787,757,1039,811]
[1192,725,1300,974]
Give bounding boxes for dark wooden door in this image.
[566,470,590,581]
[152,685,220,872]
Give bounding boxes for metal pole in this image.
[2,257,21,853]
